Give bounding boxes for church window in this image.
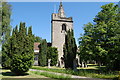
[62,24,66,31]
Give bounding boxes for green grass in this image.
[1,69,47,78]
[2,68,71,79]
[31,65,119,79]
[30,71,71,79]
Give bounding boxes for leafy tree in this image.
[93,3,120,69]
[47,47,58,66]
[0,2,11,65]
[63,29,77,70]
[79,3,120,70]
[38,39,47,66]
[1,2,11,44]
[79,23,94,67]
[0,3,2,40]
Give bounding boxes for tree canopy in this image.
[1,2,11,44]
[79,3,120,70]
[34,36,42,42]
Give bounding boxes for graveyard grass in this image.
[1,64,119,79]
[1,69,47,78]
[31,64,119,79]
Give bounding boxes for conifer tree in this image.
[38,39,47,66]
[47,47,58,66]
[34,36,42,42]
[63,29,77,70]
[7,22,34,75]
[2,36,12,68]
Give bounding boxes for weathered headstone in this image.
[48,59,51,68]
[81,61,84,68]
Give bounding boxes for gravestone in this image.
[48,59,51,68]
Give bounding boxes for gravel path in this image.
[30,69,111,80]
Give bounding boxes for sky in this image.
[9,2,118,46]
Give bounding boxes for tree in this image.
[0,2,11,65]
[11,54,33,75]
[2,22,34,74]
[10,22,34,75]
[79,3,120,70]
[34,36,42,42]
[2,37,12,68]
[0,4,1,60]
[2,25,19,68]
[93,3,120,69]
[63,29,77,70]
[47,47,58,66]
[79,23,94,67]
[1,2,11,44]
[38,39,47,66]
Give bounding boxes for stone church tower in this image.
[51,2,73,67]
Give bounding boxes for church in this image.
[51,2,73,67]
[34,2,79,67]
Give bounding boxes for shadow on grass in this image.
[78,69,98,73]
[78,66,118,75]
[2,71,29,76]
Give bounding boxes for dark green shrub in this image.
[47,47,58,66]
[38,39,47,66]
[2,22,35,75]
[63,30,77,70]
[11,54,34,75]
[2,54,11,69]
[2,39,12,69]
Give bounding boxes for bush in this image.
[11,54,33,75]
[2,40,12,69]
[2,56,11,69]
[63,30,77,69]
[47,47,58,66]
[9,22,34,75]
[38,39,47,66]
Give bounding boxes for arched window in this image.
[62,24,66,31]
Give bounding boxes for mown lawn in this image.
[31,64,119,79]
[1,69,48,78]
[1,65,119,80]
[1,69,70,80]
[30,71,71,79]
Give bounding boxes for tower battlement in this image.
[52,13,73,23]
[51,2,73,67]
